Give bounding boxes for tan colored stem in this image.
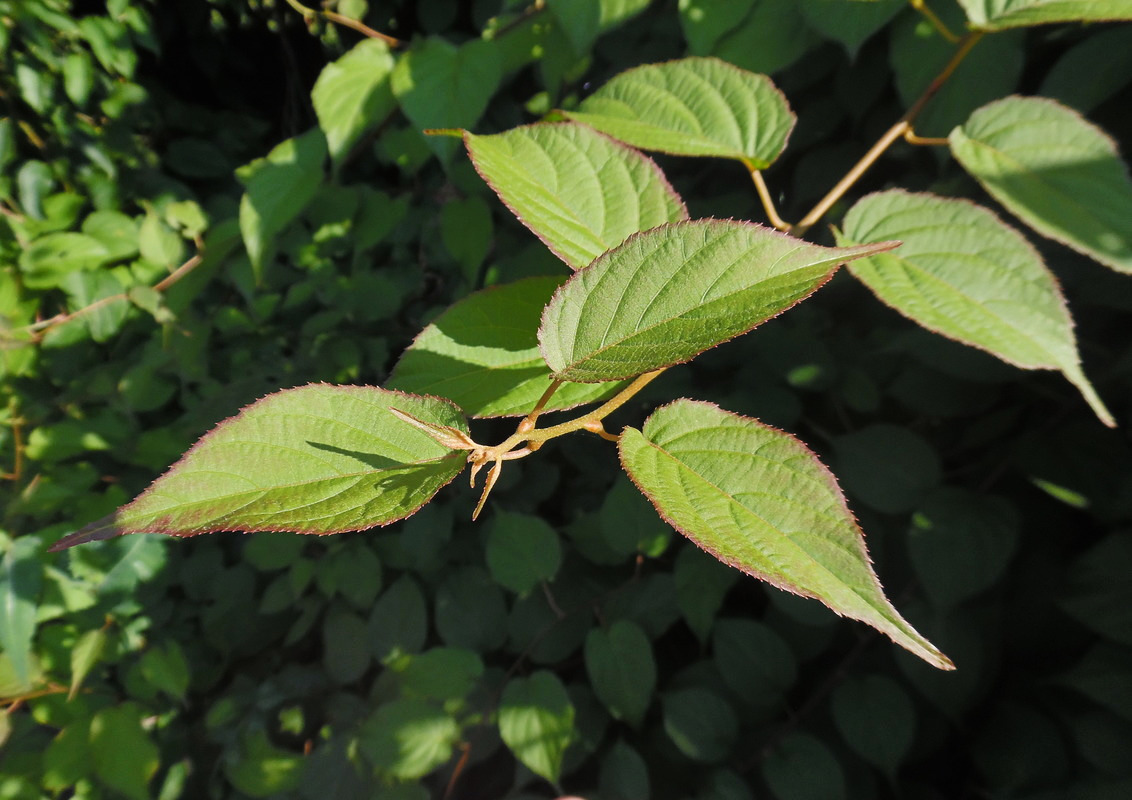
[283,0,403,46]
[908,0,960,43]
[747,166,791,231]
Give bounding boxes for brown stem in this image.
[747,166,792,231]
[790,31,984,237]
[908,0,960,43]
[282,0,403,46]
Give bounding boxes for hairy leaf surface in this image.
[564,57,795,168]
[539,220,897,382]
[388,277,627,416]
[957,0,1132,29]
[465,122,687,269]
[950,96,1132,274]
[618,400,953,669]
[50,385,468,550]
[840,190,1113,427]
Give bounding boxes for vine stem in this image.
[747,164,791,231]
[908,0,960,43]
[282,0,403,46]
[789,31,984,237]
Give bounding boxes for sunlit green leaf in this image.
[486,510,562,595]
[957,0,1132,29]
[619,400,952,668]
[68,628,107,700]
[950,96,1132,275]
[90,704,159,800]
[465,122,687,269]
[0,536,43,685]
[584,620,656,727]
[391,37,501,163]
[224,728,303,797]
[498,671,575,782]
[18,232,110,290]
[839,190,1114,426]
[49,385,468,550]
[312,39,396,168]
[564,57,795,168]
[539,220,896,382]
[359,697,460,779]
[388,277,627,416]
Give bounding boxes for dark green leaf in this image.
[662,687,737,763]
[323,606,371,683]
[369,575,428,662]
[486,510,562,595]
[761,733,846,800]
[830,674,916,775]
[833,424,942,515]
[584,620,656,727]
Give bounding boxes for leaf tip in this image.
[49,515,125,552]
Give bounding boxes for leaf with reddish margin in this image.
[465,121,688,270]
[539,219,898,383]
[50,385,468,551]
[618,399,953,669]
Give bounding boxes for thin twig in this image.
[908,0,960,43]
[748,167,792,231]
[904,130,950,147]
[282,0,403,46]
[790,31,984,236]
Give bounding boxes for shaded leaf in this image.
[389,277,627,416]
[565,57,795,168]
[312,39,396,168]
[712,619,796,711]
[833,424,941,515]
[798,0,903,58]
[0,536,43,685]
[957,0,1132,29]
[761,732,846,800]
[69,628,108,700]
[619,400,952,668]
[499,671,575,782]
[394,647,484,701]
[391,37,501,163]
[709,0,818,77]
[539,220,896,383]
[238,129,327,275]
[1061,533,1132,646]
[839,190,1113,426]
[678,0,755,54]
[486,510,562,595]
[90,704,159,800]
[949,96,1132,274]
[662,687,738,763]
[584,620,656,727]
[465,121,687,269]
[369,575,428,661]
[830,674,916,775]
[1040,26,1132,114]
[50,385,468,550]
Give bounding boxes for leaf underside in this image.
[50,385,468,550]
[840,190,1114,427]
[949,95,1132,275]
[465,121,688,270]
[957,0,1132,30]
[564,56,796,168]
[619,399,953,670]
[539,219,898,383]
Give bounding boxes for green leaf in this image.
[798,0,903,58]
[394,647,484,701]
[49,385,468,550]
[830,674,916,776]
[705,0,818,77]
[139,640,190,700]
[678,0,755,54]
[1040,26,1132,113]
[839,190,1114,427]
[369,575,428,661]
[539,220,897,383]
[674,544,738,642]
[465,122,688,270]
[224,728,303,797]
[0,536,43,685]
[584,620,656,727]
[138,210,184,267]
[323,606,372,683]
[564,57,795,168]
[486,510,562,595]
[18,232,110,290]
[312,39,397,168]
[440,196,493,280]
[82,210,140,262]
[600,739,650,800]
[547,0,652,53]
[359,697,460,780]
[69,628,108,700]
[712,619,796,711]
[949,96,1132,275]
[388,277,627,416]
[391,37,502,164]
[435,566,507,651]
[618,400,952,669]
[662,687,738,763]
[908,488,1019,610]
[238,128,327,276]
[832,424,941,515]
[498,671,575,782]
[957,0,1132,29]
[761,732,846,800]
[89,704,160,800]
[1061,533,1132,647]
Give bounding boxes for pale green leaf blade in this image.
[465,122,688,269]
[69,628,108,701]
[49,385,468,550]
[89,704,159,800]
[957,0,1132,29]
[563,57,796,168]
[839,190,1114,427]
[498,671,575,782]
[391,37,502,164]
[312,39,396,168]
[539,220,897,383]
[618,400,953,669]
[388,277,628,416]
[358,697,460,780]
[238,128,327,275]
[949,96,1132,274]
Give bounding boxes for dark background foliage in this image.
[2,1,1131,798]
